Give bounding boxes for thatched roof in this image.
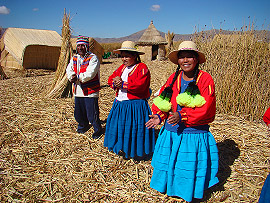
[137,21,167,46]
[1,27,62,65]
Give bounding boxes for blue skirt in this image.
[150,126,219,202]
[104,99,155,158]
[259,174,270,203]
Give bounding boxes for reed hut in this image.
[0,27,62,70]
[70,37,104,63]
[137,21,167,61]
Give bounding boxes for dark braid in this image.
[185,63,201,95]
[190,63,200,85]
[136,53,141,63]
[169,65,181,88]
[159,65,181,100]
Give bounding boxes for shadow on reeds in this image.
[202,138,240,202]
[101,61,113,64]
[100,119,107,124]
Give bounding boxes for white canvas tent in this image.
[0,27,62,70]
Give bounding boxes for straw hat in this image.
[168,41,206,64]
[113,41,145,55]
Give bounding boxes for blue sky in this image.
[0,0,269,38]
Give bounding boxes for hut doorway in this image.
[152,45,158,60]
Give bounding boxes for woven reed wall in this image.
[138,45,166,61]
[0,50,23,70]
[158,45,166,60]
[0,27,62,70]
[138,45,152,62]
[23,45,60,69]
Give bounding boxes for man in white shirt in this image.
[66,36,102,139]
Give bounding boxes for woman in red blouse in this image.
[146,41,219,202]
[103,41,155,160]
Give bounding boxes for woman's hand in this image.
[167,111,180,126]
[145,115,160,129]
[113,76,122,88]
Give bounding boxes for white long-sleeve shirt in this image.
[66,53,100,97]
[116,64,136,101]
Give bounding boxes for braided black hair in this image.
[184,63,201,95]
[169,65,181,88]
[159,65,180,100]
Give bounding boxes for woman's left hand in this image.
[167,111,180,126]
[145,115,160,129]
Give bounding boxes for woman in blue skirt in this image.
[104,41,155,160]
[146,41,219,202]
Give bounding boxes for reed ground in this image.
[0,58,269,202]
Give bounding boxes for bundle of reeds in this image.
[165,30,175,55]
[0,65,7,79]
[47,9,72,98]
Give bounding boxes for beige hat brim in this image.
[113,48,145,55]
[168,50,206,64]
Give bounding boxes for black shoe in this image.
[92,130,102,139]
[76,125,91,134]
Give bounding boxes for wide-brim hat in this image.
[113,41,145,55]
[168,41,206,64]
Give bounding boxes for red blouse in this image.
[152,70,216,127]
[108,63,151,100]
[263,107,270,126]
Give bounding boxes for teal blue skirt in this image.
[150,126,219,202]
[104,99,155,158]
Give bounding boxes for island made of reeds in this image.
[0,28,269,202]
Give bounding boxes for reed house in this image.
[0,28,62,70]
[137,21,167,61]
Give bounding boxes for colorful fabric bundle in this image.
[153,87,173,112]
[176,82,206,108]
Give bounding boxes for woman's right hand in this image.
[113,76,122,88]
[145,114,160,129]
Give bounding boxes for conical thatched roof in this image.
[137,21,167,45]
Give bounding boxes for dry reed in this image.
[47,9,72,98]
[0,57,269,202]
[101,43,121,54]
[0,65,7,79]
[191,29,270,121]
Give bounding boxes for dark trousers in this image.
[74,97,101,133]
